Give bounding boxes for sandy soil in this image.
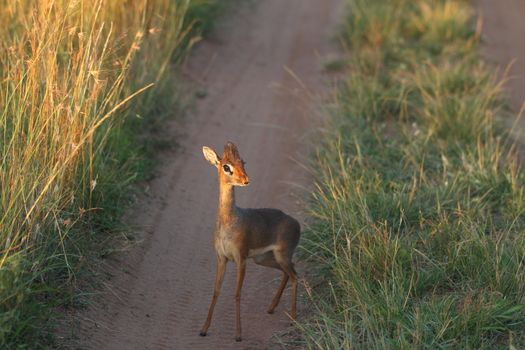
[476,0,525,134]
[67,1,343,349]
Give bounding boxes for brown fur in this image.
[200,142,301,342]
[222,142,243,165]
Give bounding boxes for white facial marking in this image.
[222,163,234,175]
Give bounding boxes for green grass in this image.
[300,0,525,349]
[0,0,226,348]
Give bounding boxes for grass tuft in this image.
[300,0,525,348]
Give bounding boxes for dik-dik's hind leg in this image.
[200,255,227,336]
[253,252,289,314]
[267,272,289,314]
[274,251,298,319]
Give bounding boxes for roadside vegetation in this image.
[301,0,525,348]
[0,0,226,347]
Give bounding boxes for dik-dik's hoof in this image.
[235,336,242,342]
[267,308,275,314]
[199,331,207,337]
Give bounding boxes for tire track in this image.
[476,0,525,136]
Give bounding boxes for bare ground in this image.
[476,0,525,135]
[66,1,343,349]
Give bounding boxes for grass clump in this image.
[0,0,224,347]
[301,0,525,348]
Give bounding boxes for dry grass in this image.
[0,0,216,346]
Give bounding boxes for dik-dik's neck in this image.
[218,181,236,224]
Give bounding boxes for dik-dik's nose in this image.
[243,177,250,185]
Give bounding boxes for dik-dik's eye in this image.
[222,164,233,175]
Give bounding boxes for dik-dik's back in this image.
[235,208,300,257]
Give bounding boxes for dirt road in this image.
[71,1,342,349]
[476,0,525,133]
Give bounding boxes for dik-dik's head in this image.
[202,142,250,186]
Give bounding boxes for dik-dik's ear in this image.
[202,146,220,167]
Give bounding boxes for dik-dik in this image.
[199,141,300,342]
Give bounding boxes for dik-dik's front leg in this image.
[234,259,246,341]
[200,255,227,337]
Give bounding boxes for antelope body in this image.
[199,142,300,342]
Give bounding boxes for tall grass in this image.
[301,0,525,348]
[0,0,225,347]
